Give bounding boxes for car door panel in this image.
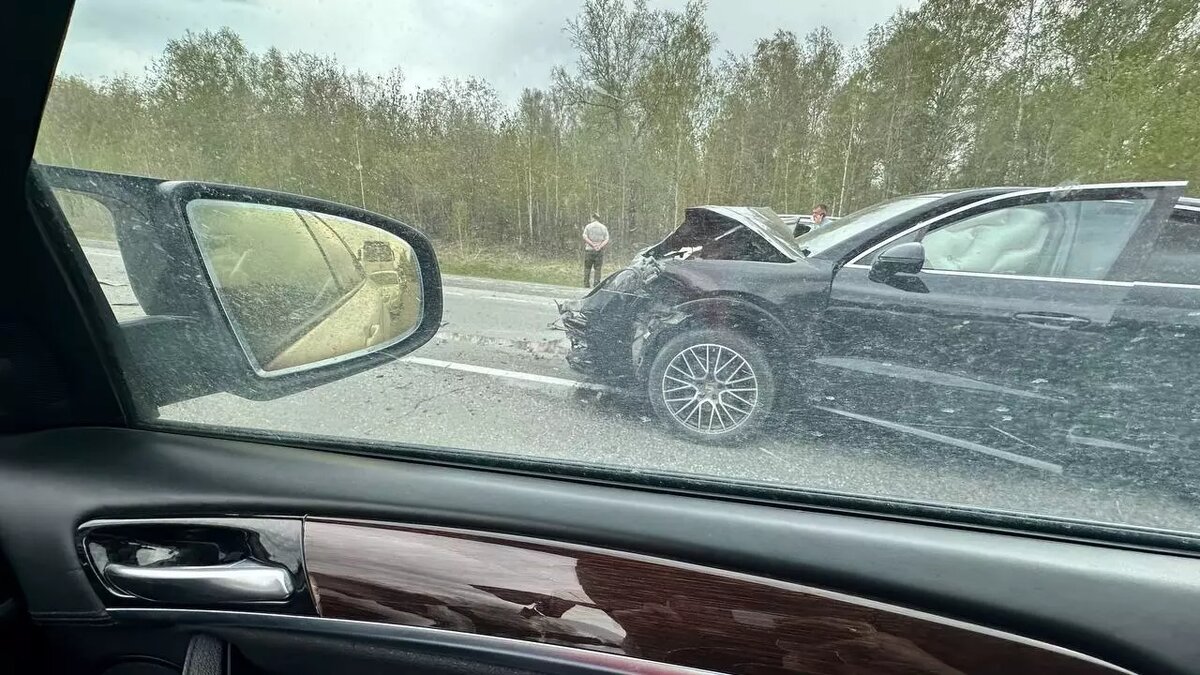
[808,185,1183,479]
[302,519,1123,675]
[814,266,1126,475]
[1051,206,1200,497]
[2,427,1199,675]
[1085,283,1200,492]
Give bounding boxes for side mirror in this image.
[184,197,431,376]
[36,165,442,407]
[870,242,925,281]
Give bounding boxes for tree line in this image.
[35,0,1200,257]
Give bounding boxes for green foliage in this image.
[437,244,583,287]
[35,0,1200,273]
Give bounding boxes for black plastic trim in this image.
[111,609,721,675]
[147,419,1200,558]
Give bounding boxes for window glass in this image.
[796,195,940,257]
[1060,199,1152,279]
[55,189,115,241]
[188,200,342,363]
[53,189,145,321]
[1142,209,1200,285]
[32,0,1200,537]
[921,198,1150,279]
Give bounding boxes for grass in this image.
[435,243,593,288]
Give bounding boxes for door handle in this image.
[1012,312,1092,329]
[104,559,294,604]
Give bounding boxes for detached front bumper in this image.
[558,301,603,375]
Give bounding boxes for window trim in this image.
[840,264,1138,287]
[1134,280,1200,290]
[301,210,368,294]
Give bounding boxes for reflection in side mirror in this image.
[187,200,423,376]
[869,242,925,282]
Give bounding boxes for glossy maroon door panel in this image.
[304,519,1128,675]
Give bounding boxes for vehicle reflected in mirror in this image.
[186,200,423,375]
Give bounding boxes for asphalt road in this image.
[80,242,1200,533]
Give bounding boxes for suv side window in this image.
[1140,208,1200,284]
[300,211,365,293]
[920,198,1152,279]
[1060,200,1151,279]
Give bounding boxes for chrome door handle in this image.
[104,559,294,604]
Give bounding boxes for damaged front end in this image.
[557,255,667,383]
[556,205,800,384]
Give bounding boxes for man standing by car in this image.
[582,213,610,287]
[812,203,831,228]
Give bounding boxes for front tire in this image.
[647,328,776,444]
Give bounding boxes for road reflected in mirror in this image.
[187,200,422,374]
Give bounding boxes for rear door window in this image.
[1059,199,1152,279]
[1141,208,1200,285]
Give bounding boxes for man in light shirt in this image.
[582,213,610,287]
[811,203,831,228]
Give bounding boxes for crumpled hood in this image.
[643,206,804,262]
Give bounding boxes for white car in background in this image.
[780,213,838,237]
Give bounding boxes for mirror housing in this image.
[37,165,442,408]
[869,242,925,281]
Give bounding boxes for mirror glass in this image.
[186,199,422,375]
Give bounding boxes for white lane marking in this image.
[442,289,556,306]
[83,249,121,258]
[401,355,608,391]
[1066,433,1154,454]
[442,274,582,297]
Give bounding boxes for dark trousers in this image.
[583,250,604,287]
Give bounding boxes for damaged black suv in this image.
[560,182,1200,481]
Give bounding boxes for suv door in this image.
[809,184,1184,478]
[1082,203,1200,495]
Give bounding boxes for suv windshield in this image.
[795,195,942,256]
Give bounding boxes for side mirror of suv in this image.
[870,242,925,282]
[35,164,443,409]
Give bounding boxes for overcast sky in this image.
[58,0,917,102]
